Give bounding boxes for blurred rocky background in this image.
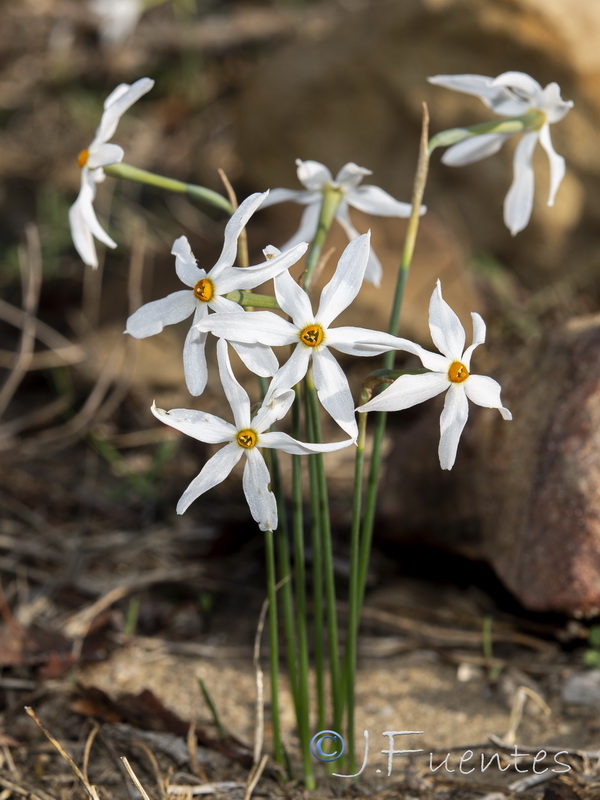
[2,0,600,616]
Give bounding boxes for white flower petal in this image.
[75,174,118,248]
[195,311,297,346]
[211,192,269,277]
[312,348,358,439]
[348,185,413,217]
[438,384,470,470]
[259,188,316,207]
[259,430,355,454]
[69,204,98,267]
[428,280,466,360]
[504,131,538,235]
[150,402,235,443]
[357,371,449,413]
[243,449,278,532]
[125,290,196,338]
[428,73,526,116]
[273,268,314,326]
[95,77,154,144]
[461,312,486,368]
[441,133,508,167]
[538,123,566,206]
[252,388,295,432]
[316,232,371,329]
[176,444,243,514]
[540,82,573,123]
[86,143,124,169]
[326,326,424,358]
[182,316,209,397]
[231,341,279,378]
[285,201,322,250]
[335,162,372,189]
[217,241,308,295]
[464,374,512,420]
[267,345,311,396]
[334,206,382,286]
[491,71,543,104]
[208,295,241,313]
[172,235,202,287]
[296,159,332,190]
[216,338,251,429]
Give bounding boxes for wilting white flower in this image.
[260,159,421,287]
[152,339,354,530]
[357,280,512,470]
[69,77,154,267]
[125,192,308,396]
[428,71,573,235]
[89,0,144,45]
[194,232,420,439]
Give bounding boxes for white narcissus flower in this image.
[125,192,308,396]
[428,71,573,235]
[357,280,512,470]
[194,232,421,439]
[69,77,154,267]
[260,159,422,287]
[152,339,354,530]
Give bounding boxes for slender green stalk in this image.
[343,407,368,773]
[303,187,343,291]
[224,290,280,309]
[291,389,315,790]
[359,104,431,607]
[305,391,325,731]
[304,369,342,731]
[264,529,283,765]
[427,109,544,154]
[103,162,234,214]
[267,447,300,725]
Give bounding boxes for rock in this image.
[378,315,600,616]
[561,670,600,707]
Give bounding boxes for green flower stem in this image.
[291,389,315,790]
[264,528,283,766]
[223,290,280,309]
[343,405,368,774]
[267,445,300,729]
[303,186,343,292]
[428,109,545,154]
[359,105,431,608]
[305,389,325,731]
[103,163,234,215]
[304,368,342,732]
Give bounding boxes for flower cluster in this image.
[65,69,575,527]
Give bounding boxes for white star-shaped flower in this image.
[152,338,354,530]
[125,191,308,396]
[428,71,573,235]
[193,232,420,439]
[260,159,422,287]
[69,77,154,267]
[357,280,512,470]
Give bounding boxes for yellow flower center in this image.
[299,324,324,347]
[194,278,214,302]
[448,361,470,383]
[237,429,257,449]
[77,149,90,168]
